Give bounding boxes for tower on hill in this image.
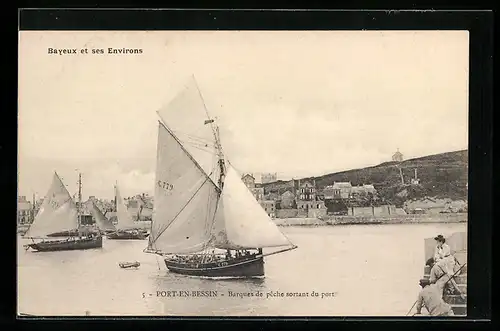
[392,148,404,162]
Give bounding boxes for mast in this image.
[31,193,36,222]
[77,173,82,227]
[215,125,226,189]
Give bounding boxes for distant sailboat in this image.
[144,78,297,278]
[86,200,116,235]
[106,184,148,240]
[24,172,102,252]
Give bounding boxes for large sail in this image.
[211,164,292,249]
[86,200,116,231]
[115,185,137,231]
[156,77,219,184]
[25,172,79,238]
[148,122,220,254]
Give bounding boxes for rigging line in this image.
[184,140,216,149]
[183,138,216,147]
[176,134,216,148]
[184,141,216,151]
[150,174,214,245]
[156,117,220,193]
[191,75,218,143]
[180,132,216,145]
[189,145,218,155]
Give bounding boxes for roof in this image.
[242,173,255,180]
[331,182,352,188]
[18,201,31,210]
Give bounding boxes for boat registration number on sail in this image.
[49,199,60,209]
[157,180,174,191]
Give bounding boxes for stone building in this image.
[297,180,316,201]
[250,187,264,201]
[241,174,256,188]
[17,196,32,224]
[261,173,277,184]
[323,182,353,200]
[280,190,296,209]
[259,200,276,218]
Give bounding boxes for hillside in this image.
[262,150,468,206]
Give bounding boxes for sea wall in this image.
[274,213,467,226]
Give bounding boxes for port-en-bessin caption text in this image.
[48,48,143,55]
[142,290,337,299]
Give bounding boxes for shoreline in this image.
[273,213,467,227]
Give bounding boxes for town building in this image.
[17,196,32,224]
[261,173,277,184]
[323,182,353,200]
[350,184,377,199]
[241,174,256,188]
[259,200,276,218]
[392,148,404,162]
[295,179,327,218]
[250,188,264,201]
[297,179,316,201]
[280,190,296,209]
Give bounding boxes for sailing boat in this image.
[144,79,297,278]
[86,200,117,235]
[24,172,102,252]
[106,184,148,240]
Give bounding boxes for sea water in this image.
[17,222,467,316]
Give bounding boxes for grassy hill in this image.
[262,150,468,206]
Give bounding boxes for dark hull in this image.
[27,236,103,252]
[165,254,264,278]
[107,232,148,240]
[47,230,79,237]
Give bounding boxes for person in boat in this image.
[414,278,454,316]
[433,234,455,276]
[426,258,465,300]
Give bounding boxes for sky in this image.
[18,31,469,200]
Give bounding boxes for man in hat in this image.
[415,277,455,316]
[426,258,466,300]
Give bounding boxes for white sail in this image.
[25,172,79,238]
[115,185,137,231]
[211,164,292,249]
[86,200,116,232]
[156,77,219,184]
[149,122,220,254]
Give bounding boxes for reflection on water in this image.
[17,222,467,316]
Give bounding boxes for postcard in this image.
[17,30,469,317]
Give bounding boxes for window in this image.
[317,204,320,208]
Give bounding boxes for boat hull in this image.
[107,231,148,240]
[47,230,79,237]
[165,254,265,278]
[27,236,103,252]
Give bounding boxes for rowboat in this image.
[119,261,140,269]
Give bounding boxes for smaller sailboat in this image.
[24,172,103,252]
[86,200,117,235]
[106,184,148,240]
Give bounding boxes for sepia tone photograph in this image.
[17,30,469,317]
